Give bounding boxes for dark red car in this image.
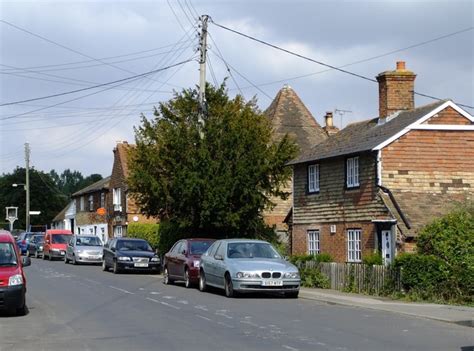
[163,238,215,288]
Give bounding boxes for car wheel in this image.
[72,255,77,265]
[285,291,299,299]
[42,252,46,260]
[35,251,39,259]
[48,253,52,261]
[64,255,68,264]
[102,259,108,272]
[184,268,191,288]
[163,267,173,285]
[199,270,207,292]
[224,273,236,298]
[113,260,120,274]
[16,304,27,316]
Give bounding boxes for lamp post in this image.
[12,183,29,231]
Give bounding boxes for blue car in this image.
[16,232,36,255]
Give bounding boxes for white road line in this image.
[217,321,234,329]
[177,300,189,304]
[84,278,101,285]
[194,305,208,311]
[147,297,181,310]
[109,286,134,294]
[282,345,299,351]
[196,314,212,321]
[162,295,175,299]
[149,291,161,295]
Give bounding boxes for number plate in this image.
[262,280,283,286]
[88,255,101,260]
[134,263,149,268]
[60,251,65,255]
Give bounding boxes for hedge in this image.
[127,222,160,249]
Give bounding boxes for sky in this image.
[0,0,473,177]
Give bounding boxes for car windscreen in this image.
[76,236,102,246]
[117,240,152,252]
[190,241,214,255]
[227,242,281,259]
[52,234,71,244]
[0,243,18,266]
[32,236,44,243]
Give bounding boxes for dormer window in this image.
[308,164,320,193]
[346,156,359,188]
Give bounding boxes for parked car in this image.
[27,234,45,258]
[16,232,36,255]
[102,238,160,274]
[199,239,300,298]
[65,235,103,265]
[42,230,73,261]
[0,230,31,316]
[163,238,215,288]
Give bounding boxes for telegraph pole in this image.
[198,15,209,128]
[25,142,30,231]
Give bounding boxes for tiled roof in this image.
[71,176,111,197]
[264,85,328,154]
[52,202,70,222]
[291,100,447,164]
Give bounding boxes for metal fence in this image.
[300,261,401,295]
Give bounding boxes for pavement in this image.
[300,288,474,327]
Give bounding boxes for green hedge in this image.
[127,222,160,249]
[300,268,330,288]
[157,220,192,256]
[289,253,333,266]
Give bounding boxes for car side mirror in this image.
[22,256,31,267]
[181,249,186,255]
[111,247,116,252]
[214,254,224,261]
[283,256,289,261]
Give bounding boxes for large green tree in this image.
[128,84,298,241]
[49,169,102,196]
[0,167,68,230]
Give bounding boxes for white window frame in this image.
[347,229,362,262]
[88,195,94,211]
[113,226,123,238]
[80,196,85,211]
[308,164,320,193]
[113,188,122,211]
[100,192,105,208]
[346,156,360,188]
[307,230,320,255]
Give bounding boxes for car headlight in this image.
[76,249,83,254]
[284,272,300,279]
[193,260,200,268]
[39,246,43,250]
[117,256,131,261]
[151,257,160,262]
[9,274,23,286]
[236,272,260,279]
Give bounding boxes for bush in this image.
[127,223,160,249]
[363,251,383,266]
[157,220,192,256]
[300,268,330,288]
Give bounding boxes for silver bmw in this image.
[198,239,300,298]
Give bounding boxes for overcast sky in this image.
[1,0,473,177]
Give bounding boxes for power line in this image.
[211,19,474,109]
[0,59,193,107]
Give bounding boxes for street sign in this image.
[29,211,41,215]
[96,207,106,216]
[5,207,18,221]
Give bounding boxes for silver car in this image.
[199,239,300,298]
[64,235,103,265]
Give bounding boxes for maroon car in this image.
[163,238,215,288]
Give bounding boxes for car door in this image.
[176,241,188,279]
[66,236,75,260]
[44,233,50,257]
[168,241,183,277]
[205,242,221,286]
[213,242,227,288]
[104,239,114,265]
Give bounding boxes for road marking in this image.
[139,288,145,291]
[149,291,161,295]
[217,321,234,329]
[215,310,233,319]
[196,314,212,321]
[147,297,180,310]
[109,286,134,294]
[195,305,208,311]
[84,278,101,285]
[282,345,299,351]
[162,295,175,299]
[177,300,189,304]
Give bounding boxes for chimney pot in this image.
[396,61,406,71]
[325,112,334,128]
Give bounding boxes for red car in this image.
[163,238,215,288]
[42,229,73,260]
[0,230,31,315]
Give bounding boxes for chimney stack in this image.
[376,61,416,118]
[323,111,339,136]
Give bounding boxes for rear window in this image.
[189,241,214,255]
[76,236,102,246]
[0,243,18,266]
[52,234,71,244]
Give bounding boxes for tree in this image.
[0,167,68,230]
[128,83,298,242]
[49,169,102,196]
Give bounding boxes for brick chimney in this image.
[376,61,416,118]
[323,111,339,136]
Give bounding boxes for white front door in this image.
[381,230,392,265]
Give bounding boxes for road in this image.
[0,258,472,351]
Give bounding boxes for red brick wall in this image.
[423,106,471,125]
[292,221,376,263]
[377,70,416,117]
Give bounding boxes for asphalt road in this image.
[0,258,472,351]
